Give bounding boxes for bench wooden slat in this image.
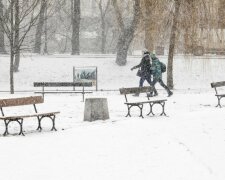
[119,86,153,95]
[34,82,92,87]
[215,94,225,97]
[211,81,225,88]
[0,96,43,107]
[125,99,167,105]
[0,111,60,120]
[34,91,93,94]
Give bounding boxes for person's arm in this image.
[150,62,155,71]
[131,58,143,70]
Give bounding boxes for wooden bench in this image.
[0,96,60,136]
[34,82,93,102]
[119,86,167,118]
[211,81,225,107]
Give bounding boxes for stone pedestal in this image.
[84,98,109,121]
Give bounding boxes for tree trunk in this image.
[43,4,48,54]
[98,0,110,54]
[116,30,134,65]
[144,0,154,52]
[184,27,190,53]
[10,50,15,94]
[10,0,14,94]
[218,0,225,29]
[71,0,80,55]
[34,0,46,54]
[13,0,20,72]
[0,0,6,54]
[167,0,181,89]
[113,0,141,66]
[101,17,106,54]
[14,52,20,72]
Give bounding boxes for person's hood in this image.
[150,53,157,60]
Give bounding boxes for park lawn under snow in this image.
[0,54,225,180]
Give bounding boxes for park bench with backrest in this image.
[211,81,225,107]
[119,86,167,118]
[0,96,60,136]
[33,81,93,102]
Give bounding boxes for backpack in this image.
[160,61,166,73]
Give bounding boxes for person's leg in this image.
[148,77,158,96]
[146,74,152,86]
[158,78,173,96]
[139,76,145,87]
[134,77,145,96]
[146,75,156,96]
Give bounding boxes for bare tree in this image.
[43,3,48,54]
[95,0,111,54]
[13,0,20,72]
[143,0,170,52]
[0,0,43,93]
[34,0,47,54]
[53,0,71,53]
[113,0,141,66]
[71,0,80,55]
[144,0,156,52]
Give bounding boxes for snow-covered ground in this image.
[0,54,225,180]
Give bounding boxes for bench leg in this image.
[37,116,43,131]
[18,119,25,136]
[37,115,57,131]
[125,105,132,117]
[147,103,155,116]
[50,115,57,131]
[125,104,144,118]
[160,102,167,116]
[3,120,9,136]
[3,119,25,136]
[216,96,222,108]
[147,102,167,116]
[138,104,144,118]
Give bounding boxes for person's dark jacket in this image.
[131,54,151,76]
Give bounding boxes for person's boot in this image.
[152,87,158,97]
[147,92,158,97]
[168,91,173,97]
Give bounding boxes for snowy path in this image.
[0,92,225,180]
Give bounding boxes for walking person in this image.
[131,50,152,96]
[149,53,173,97]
